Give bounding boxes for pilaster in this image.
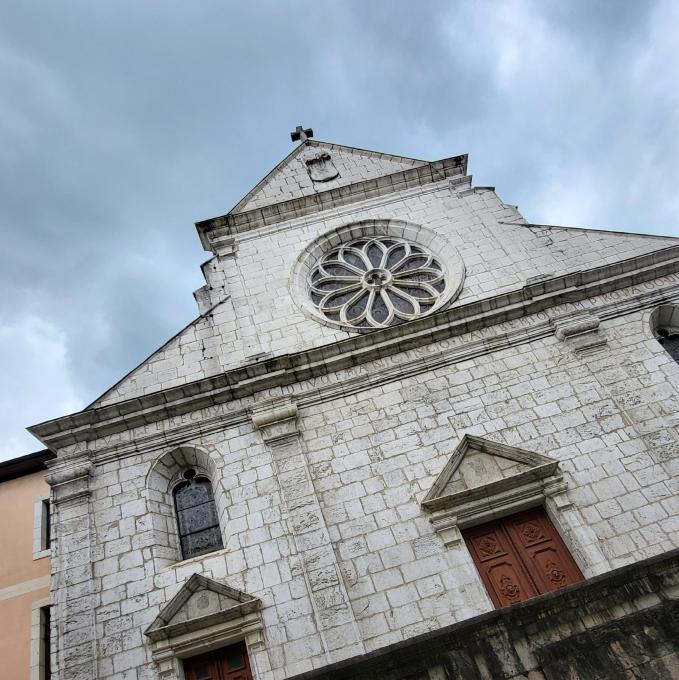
[45,457,98,680]
[251,398,365,662]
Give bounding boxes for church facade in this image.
[30,132,679,679]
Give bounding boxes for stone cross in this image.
[290,124,313,143]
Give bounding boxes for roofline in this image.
[196,155,468,248]
[87,312,203,409]
[508,222,679,241]
[225,138,430,217]
[28,244,679,450]
[0,449,55,483]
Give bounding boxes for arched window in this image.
[173,469,224,560]
[651,304,679,364]
[657,327,679,363]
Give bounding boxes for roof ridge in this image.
[228,139,429,216]
[503,221,679,241]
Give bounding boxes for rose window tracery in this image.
[308,237,446,330]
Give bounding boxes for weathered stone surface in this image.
[33,138,679,680]
[289,550,679,680]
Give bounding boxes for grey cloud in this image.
[1,0,677,457]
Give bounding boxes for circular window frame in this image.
[290,219,465,333]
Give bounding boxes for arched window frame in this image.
[170,468,224,561]
[649,304,679,364]
[146,445,227,567]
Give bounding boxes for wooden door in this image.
[503,507,584,594]
[184,642,253,680]
[463,507,583,608]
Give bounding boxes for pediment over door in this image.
[145,573,264,676]
[422,435,570,546]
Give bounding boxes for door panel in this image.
[464,523,538,608]
[504,508,584,594]
[184,653,221,680]
[463,507,583,608]
[218,641,252,680]
[183,642,253,680]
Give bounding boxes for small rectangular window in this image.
[32,602,52,680]
[41,499,51,550]
[40,606,51,680]
[33,495,51,559]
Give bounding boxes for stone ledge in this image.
[28,245,679,449]
[196,155,467,245]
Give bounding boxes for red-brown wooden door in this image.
[463,507,583,608]
[184,641,253,680]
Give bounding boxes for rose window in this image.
[308,237,446,329]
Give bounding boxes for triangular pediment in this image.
[145,573,260,641]
[422,435,558,511]
[231,139,427,214]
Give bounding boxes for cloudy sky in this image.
[1,0,678,460]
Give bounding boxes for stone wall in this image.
[42,290,679,679]
[93,178,676,407]
[288,549,679,680]
[37,145,679,679]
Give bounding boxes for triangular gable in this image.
[145,573,260,642]
[421,436,570,547]
[231,139,427,214]
[422,435,558,511]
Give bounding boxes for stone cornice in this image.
[250,398,300,444]
[195,155,468,250]
[28,245,679,450]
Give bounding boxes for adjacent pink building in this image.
[0,450,54,680]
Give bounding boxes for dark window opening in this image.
[657,327,679,363]
[40,605,51,680]
[173,470,223,560]
[41,499,51,550]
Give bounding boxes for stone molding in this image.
[196,155,467,244]
[551,311,608,355]
[422,435,570,547]
[146,574,264,680]
[44,459,92,504]
[28,248,679,451]
[250,398,300,443]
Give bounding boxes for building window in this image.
[33,495,51,560]
[173,469,223,560]
[291,220,466,334]
[650,304,679,363]
[31,600,52,680]
[308,236,447,329]
[463,507,583,608]
[40,606,51,680]
[656,327,679,363]
[41,499,50,550]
